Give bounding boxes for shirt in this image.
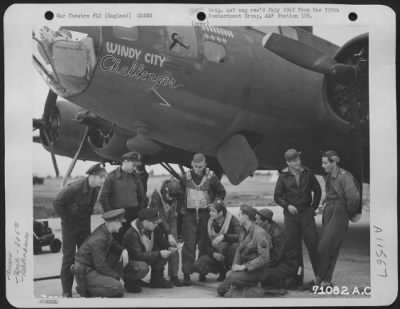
[274,166,322,210]
[75,224,123,280]
[233,222,271,272]
[99,167,146,211]
[53,177,99,221]
[324,167,361,218]
[180,169,226,210]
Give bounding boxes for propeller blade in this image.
[43,90,58,120]
[33,135,41,143]
[262,33,356,85]
[33,118,45,131]
[61,127,89,188]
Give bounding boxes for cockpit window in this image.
[32,26,97,97]
[113,26,139,41]
[203,41,226,63]
[166,27,198,58]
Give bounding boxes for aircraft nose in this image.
[33,26,97,97]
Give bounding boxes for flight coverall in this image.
[317,168,360,283]
[53,177,100,296]
[259,221,298,288]
[217,223,271,296]
[122,220,170,286]
[180,169,226,276]
[149,188,180,279]
[74,224,124,298]
[193,212,241,276]
[99,167,147,242]
[274,166,321,278]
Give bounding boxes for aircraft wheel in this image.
[33,239,42,255]
[50,239,62,253]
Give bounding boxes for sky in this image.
[32,25,367,177]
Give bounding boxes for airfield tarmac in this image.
[34,175,370,299]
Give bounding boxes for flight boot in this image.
[150,272,173,289]
[182,274,192,286]
[216,270,226,282]
[170,276,183,287]
[124,278,142,293]
[198,274,207,282]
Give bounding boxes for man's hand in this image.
[168,234,178,247]
[232,264,246,272]
[160,250,171,259]
[119,249,129,268]
[212,252,225,262]
[287,205,298,215]
[168,247,178,253]
[212,235,224,248]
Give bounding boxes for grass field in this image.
[33,174,370,219]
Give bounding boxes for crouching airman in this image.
[217,205,271,297]
[255,208,299,290]
[192,201,241,282]
[122,208,176,293]
[73,209,127,298]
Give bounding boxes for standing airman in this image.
[305,150,361,290]
[53,163,107,297]
[274,149,321,285]
[180,153,226,286]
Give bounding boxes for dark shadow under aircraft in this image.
[32,25,368,213]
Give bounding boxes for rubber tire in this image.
[33,239,42,255]
[50,239,62,253]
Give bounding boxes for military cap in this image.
[166,179,183,196]
[322,150,340,163]
[102,209,126,222]
[240,204,257,221]
[192,153,206,164]
[256,208,274,221]
[284,149,301,161]
[121,151,141,162]
[208,200,225,209]
[138,208,161,222]
[86,163,106,175]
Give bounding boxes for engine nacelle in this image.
[39,99,100,161]
[87,125,132,162]
[325,33,369,127]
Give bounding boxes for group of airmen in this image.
[53,149,360,298]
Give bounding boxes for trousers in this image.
[262,259,298,287]
[124,257,167,282]
[74,252,123,298]
[181,210,209,275]
[283,207,318,278]
[317,201,349,282]
[114,207,140,244]
[60,217,90,294]
[166,215,179,278]
[217,267,269,296]
[193,242,238,275]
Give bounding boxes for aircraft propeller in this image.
[262,32,356,86]
[263,32,368,220]
[33,90,60,177]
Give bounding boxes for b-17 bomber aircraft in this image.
[32,25,368,214]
